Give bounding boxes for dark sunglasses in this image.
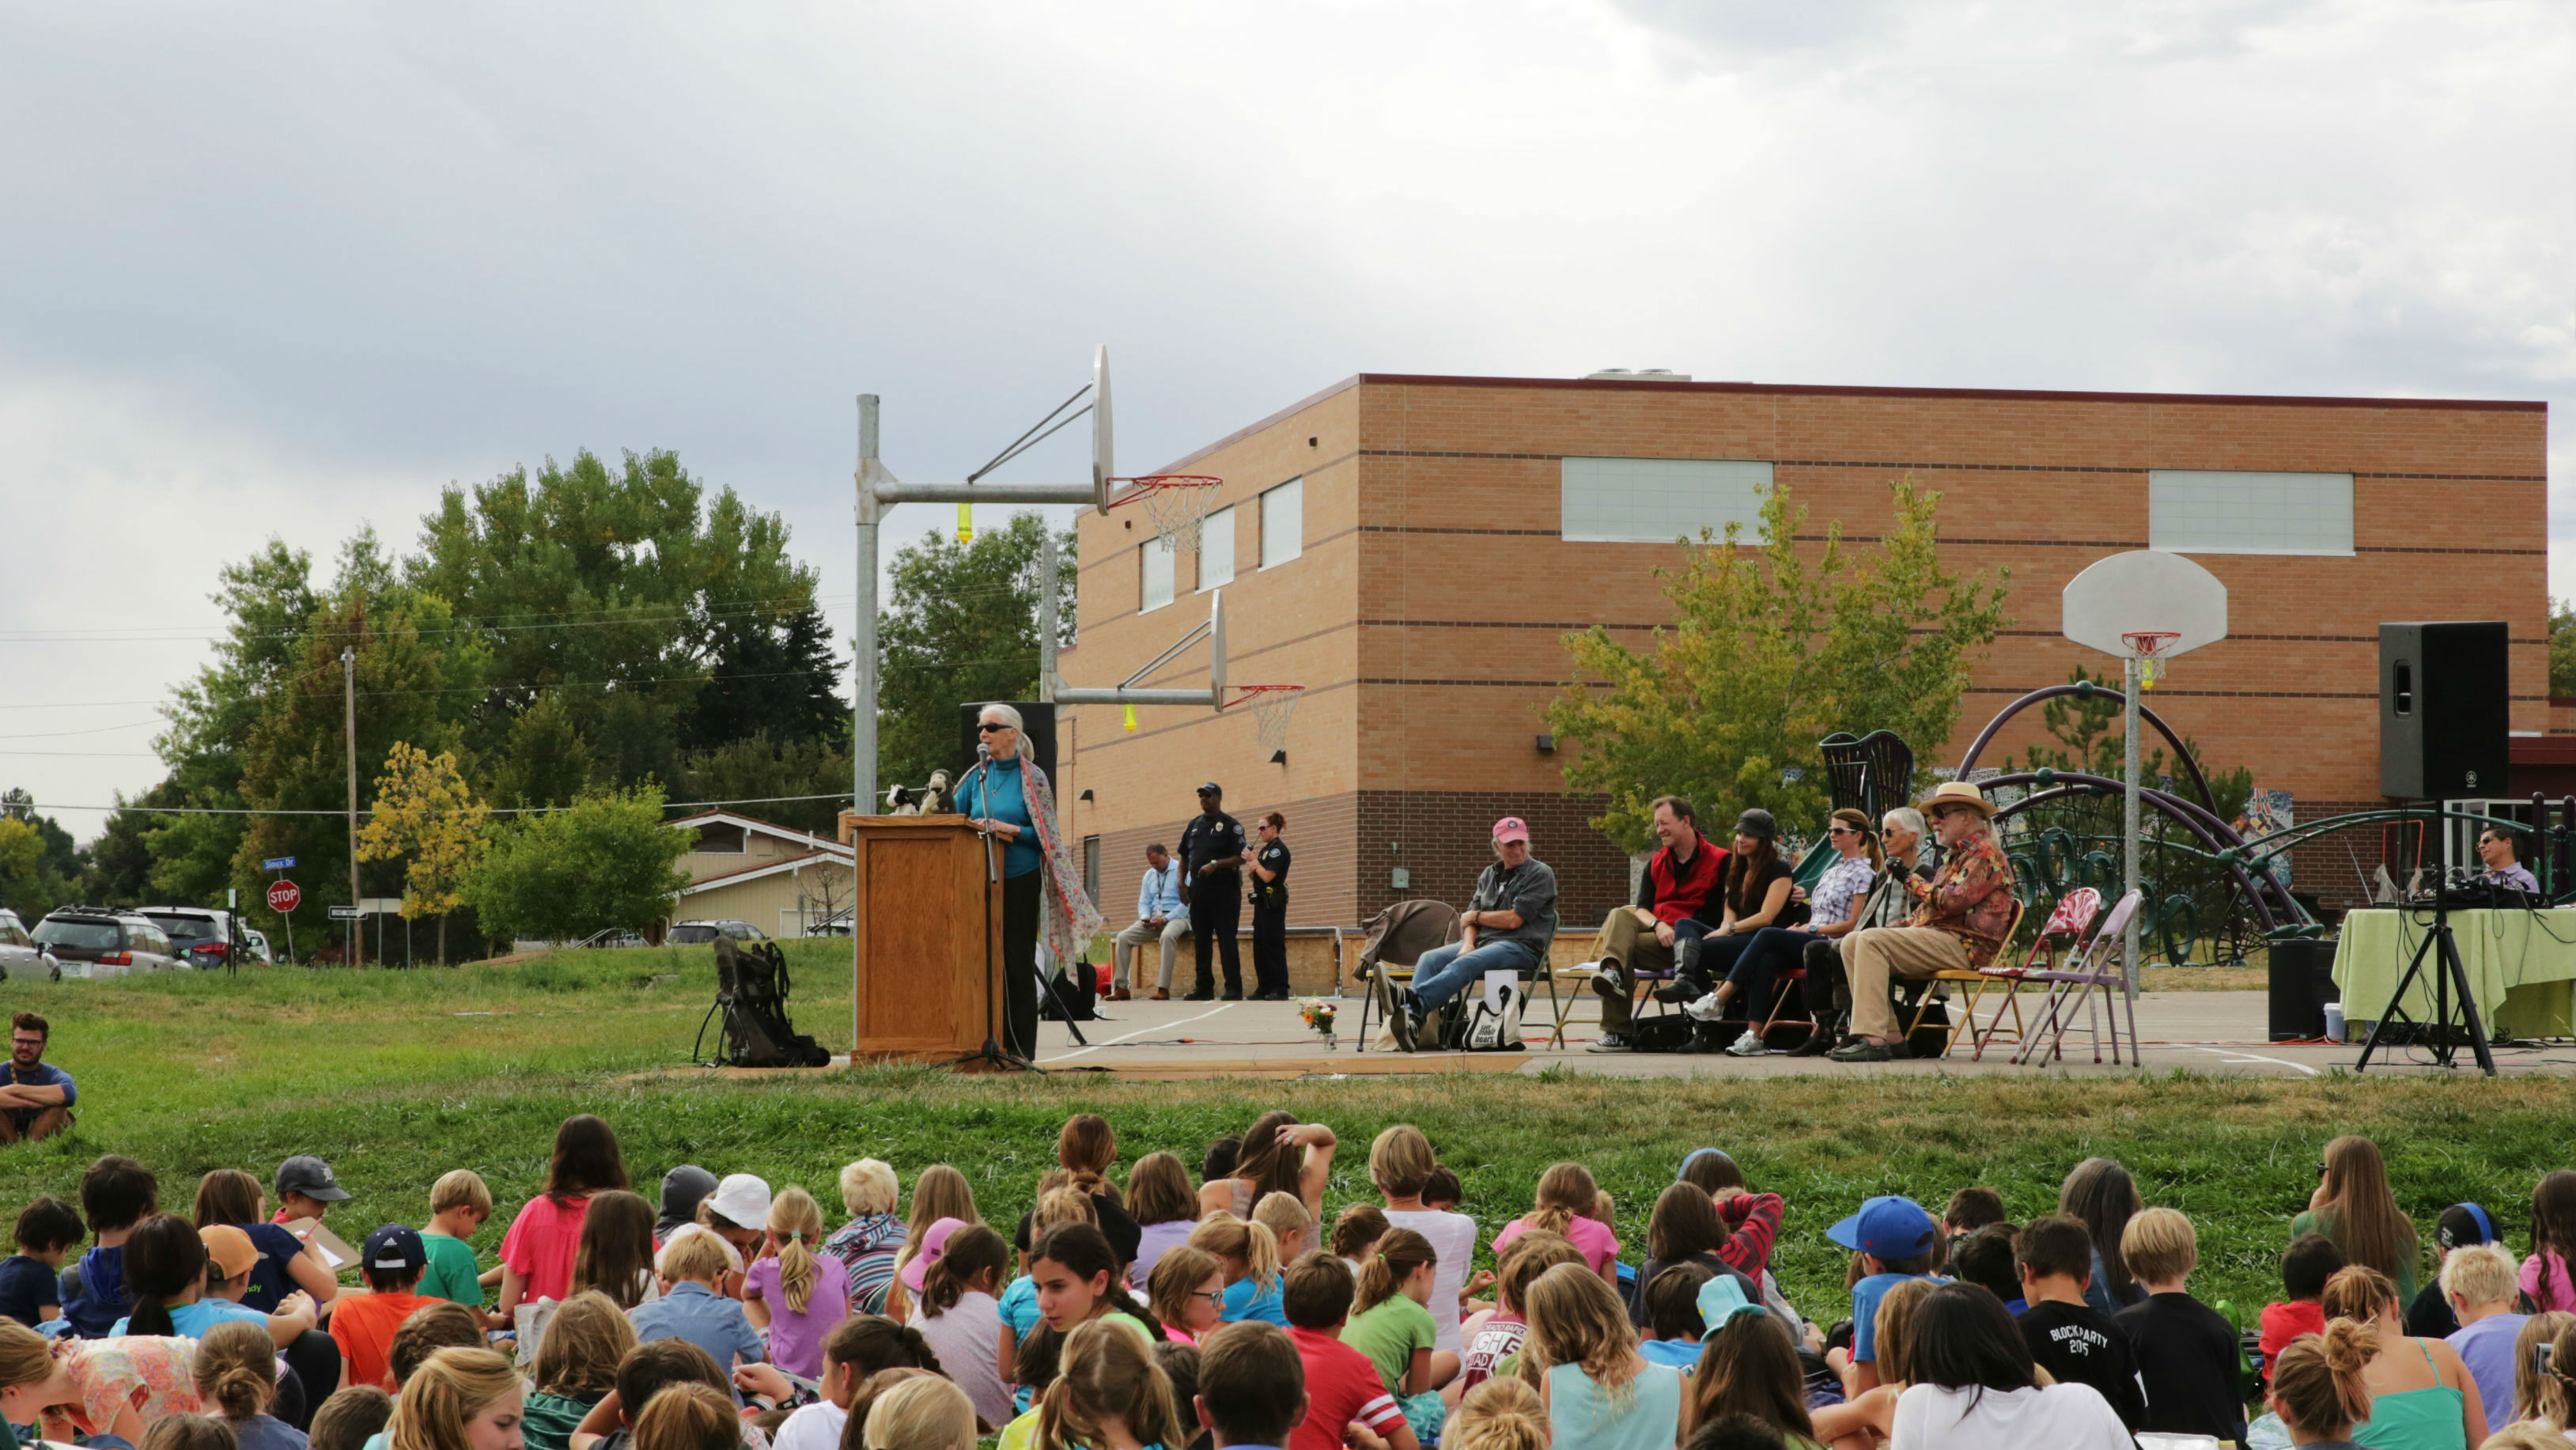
[1827,825,1862,837]
[976,721,1012,733]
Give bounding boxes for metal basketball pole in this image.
[2124,655,2143,979]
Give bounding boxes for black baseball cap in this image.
[275,1155,350,1202]
[1197,782,1223,795]
[362,1224,427,1273]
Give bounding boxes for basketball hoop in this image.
[2122,630,2180,691]
[1226,684,1304,763]
[1109,475,1225,553]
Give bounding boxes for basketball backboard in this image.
[1092,344,1114,512]
[1209,587,1227,706]
[2063,550,2227,660]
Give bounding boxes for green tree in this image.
[1,789,81,922]
[2551,597,2576,699]
[488,691,598,809]
[355,742,488,964]
[683,602,845,752]
[1545,477,2010,852]
[675,733,853,837]
[461,785,693,944]
[407,449,828,786]
[231,533,489,954]
[876,513,1075,790]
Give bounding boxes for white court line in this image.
[1039,1003,1237,1064]
[2174,1044,2321,1077]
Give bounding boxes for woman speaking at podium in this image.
[955,702,1104,1058]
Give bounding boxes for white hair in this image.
[1882,807,1927,839]
[978,702,1023,731]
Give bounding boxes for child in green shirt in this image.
[418,1169,493,1317]
[1341,1227,1457,1444]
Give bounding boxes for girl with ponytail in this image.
[1018,1115,1145,1272]
[1187,1214,1283,1326]
[911,1223,1016,1428]
[116,1213,208,1338]
[2311,1263,2487,1446]
[1197,1111,1338,1221]
[1034,1317,1186,1450]
[1029,1224,1165,1344]
[2270,1319,2380,1446]
[1346,1227,1460,1444]
[743,1185,847,1379]
[1447,1376,1550,1450]
[1496,1162,1620,1281]
[191,1319,293,1447]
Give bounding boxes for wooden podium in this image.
[840,814,1005,1065]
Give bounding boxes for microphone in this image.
[978,742,992,762]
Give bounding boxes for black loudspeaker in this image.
[956,702,1058,782]
[2268,937,2337,1042]
[2380,623,2509,800]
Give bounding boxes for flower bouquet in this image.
[1296,997,1337,1051]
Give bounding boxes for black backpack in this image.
[704,938,831,1068]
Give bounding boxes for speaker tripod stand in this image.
[2355,895,2496,1076]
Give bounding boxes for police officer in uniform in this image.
[1177,782,1246,1000]
[1246,811,1292,1000]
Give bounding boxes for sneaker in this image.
[1683,991,1727,1023]
[1388,987,1421,1052]
[1725,1027,1769,1057]
[1580,962,1618,998]
[1586,1032,1634,1054]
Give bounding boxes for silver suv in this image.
[138,906,250,971]
[0,910,62,981]
[31,908,187,978]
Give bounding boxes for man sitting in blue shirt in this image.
[0,1013,74,1145]
[1112,843,1190,1001]
[2478,828,2540,895]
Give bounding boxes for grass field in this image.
[5,942,2570,1331]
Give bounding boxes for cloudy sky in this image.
[3,0,2570,842]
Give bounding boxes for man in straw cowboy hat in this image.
[1828,780,2018,1062]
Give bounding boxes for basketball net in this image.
[1112,475,1225,554]
[2123,631,2179,691]
[1230,685,1304,756]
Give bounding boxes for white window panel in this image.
[1197,506,1236,591]
[2149,470,2354,555]
[1561,456,1772,543]
[1261,478,1303,570]
[1140,536,1175,612]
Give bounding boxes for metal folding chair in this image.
[1956,888,2102,1061]
[1906,896,2028,1058]
[2014,889,2146,1066]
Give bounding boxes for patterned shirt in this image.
[1809,856,1875,929]
[822,1213,907,1316]
[1908,827,2017,967]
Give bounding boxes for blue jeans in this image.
[1717,927,1821,1019]
[1409,938,1545,1011]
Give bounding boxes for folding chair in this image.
[1350,901,1460,1054]
[1905,897,2029,1058]
[1541,951,1678,1049]
[2014,889,2147,1066]
[1958,889,2103,1061]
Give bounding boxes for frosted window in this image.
[2150,471,2354,555]
[1261,478,1303,570]
[1140,536,1175,612]
[1561,456,1773,543]
[1197,506,1235,591]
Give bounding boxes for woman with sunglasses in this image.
[1683,808,1882,1056]
[955,703,1105,1058]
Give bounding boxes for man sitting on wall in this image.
[1829,782,2017,1064]
[1111,842,1190,1001]
[1385,816,1559,1051]
[1578,795,1727,1054]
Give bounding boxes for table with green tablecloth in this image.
[2332,907,2576,1039]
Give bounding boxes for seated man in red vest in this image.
[1581,795,1727,1053]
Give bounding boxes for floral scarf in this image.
[1018,757,1104,969]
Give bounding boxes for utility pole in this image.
[343,644,360,966]
[854,395,881,815]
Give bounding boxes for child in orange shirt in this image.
[329,1225,430,1390]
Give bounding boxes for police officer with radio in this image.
[1178,782,1246,1001]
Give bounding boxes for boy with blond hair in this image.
[2111,1206,2245,1447]
[2442,1240,2530,1429]
[417,1169,492,1310]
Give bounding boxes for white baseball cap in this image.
[708,1173,772,1228]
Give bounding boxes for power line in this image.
[8,792,858,817]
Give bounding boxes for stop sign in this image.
[267,880,301,913]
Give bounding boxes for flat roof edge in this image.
[1348,373,2547,411]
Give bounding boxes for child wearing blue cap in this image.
[1829,1195,1939,1395]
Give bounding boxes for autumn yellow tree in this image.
[356,742,488,965]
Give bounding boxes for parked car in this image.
[138,906,249,971]
[0,910,63,982]
[244,929,274,966]
[667,919,770,945]
[32,907,187,978]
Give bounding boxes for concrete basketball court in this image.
[1007,989,2576,1081]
